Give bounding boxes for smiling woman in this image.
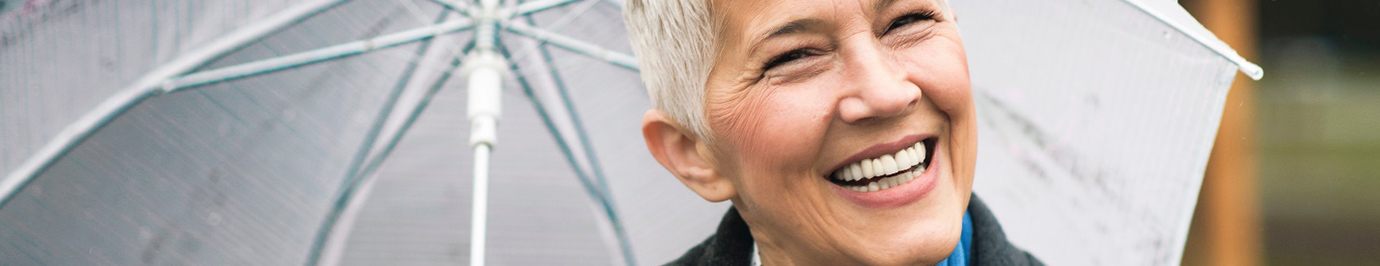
[626,0,1042,265]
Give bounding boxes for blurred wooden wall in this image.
[1181,0,1264,265]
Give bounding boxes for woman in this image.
[625,0,1042,265]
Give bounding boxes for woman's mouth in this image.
[827,137,937,192]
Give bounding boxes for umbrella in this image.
[956,0,1260,264]
[0,0,1260,265]
[1,0,654,265]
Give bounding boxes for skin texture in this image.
[641,0,977,265]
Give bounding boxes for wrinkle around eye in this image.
[761,52,833,86]
[706,78,782,147]
[881,24,936,49]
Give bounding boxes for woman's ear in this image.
[642,110,736,202]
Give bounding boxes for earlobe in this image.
[641,110,736,202]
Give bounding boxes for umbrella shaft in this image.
[470,144,492,266]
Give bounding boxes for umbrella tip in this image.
[1238,62,1264,81]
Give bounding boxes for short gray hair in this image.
[623,0,717,140]
[623,0,951,140]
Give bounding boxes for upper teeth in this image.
[833,142,927,182]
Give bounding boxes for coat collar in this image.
[668,194,1043,265]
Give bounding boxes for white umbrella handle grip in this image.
[466,54,505,146]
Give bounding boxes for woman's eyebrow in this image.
[746,0,915,52]
[873,0,901,13]
[747,18,825,54]
[770,20,813,38]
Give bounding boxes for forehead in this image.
[710,0,935,46]
[712,0,861,37]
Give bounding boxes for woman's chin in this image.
[841,220,963,266]
[824,153,967,265]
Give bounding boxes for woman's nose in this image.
[837,44,919,124]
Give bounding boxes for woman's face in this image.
[702,0,976,264]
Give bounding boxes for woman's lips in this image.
[828,139,930,187]
[829,141,942,209]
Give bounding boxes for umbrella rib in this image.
[352,42,478,212]
[427,0,476,17]
[167,19,476,92]
[305,24,469,266]
[0,0,347,208]
[495,44,611,206]
[510,0,581,17]
[520,13,638,266]
[1119,0,1263,80]
[497,41,636,266]
[502,0,601,65]
[499,20,639,70]
[521,13,615,213]
[304,10,449,266]
[352,41,479,209]
[314,50,477,266]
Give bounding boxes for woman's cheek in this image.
[709,85,829,170]
[900,46,971,116]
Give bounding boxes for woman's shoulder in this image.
[667,207,754,266]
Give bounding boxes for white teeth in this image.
[860,159,875,180]
[830,140,932,188]
[842,167,923,192]
[870,159,883,177]
[900,147,917,168]
[896,149,913,171]
[914,142,927,164]
[880,155,898,176]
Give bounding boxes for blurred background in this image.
[1180,0,1380,265]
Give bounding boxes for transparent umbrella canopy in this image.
[0,0,1260,265]
[957,0,1261,265]
[1,0,656,265]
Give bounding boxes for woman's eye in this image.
[764,49,811,70]
[883,11,936,35]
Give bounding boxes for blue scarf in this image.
[936,212,974,266]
